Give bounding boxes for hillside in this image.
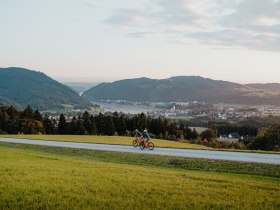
[0,96,21,108]
[247,83,280,93]
[82,76,280,105]
[0,67,91,110]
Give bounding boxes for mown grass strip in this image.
[1,142,279,178]
[0,134,208,149]
[1,134,279,154]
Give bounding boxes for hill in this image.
[0,96,21,108]
[82,76,280,105]
[0,67,91,110]
[247,83,280,93]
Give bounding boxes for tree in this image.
[95,113,106,135]
[76,117,86,135]
[22,105,34,119]
[82,111,96,135]
[248,123,280,151]
[191,128,199,140]
[68,117,78,134]
[0,109,9,131]
[58,114,67,134]
[125,117,136,132]
[33,109,43,121]
[6,120,19,134]
[89,115,97,135]
[267,123,280,147]
[149,118,162,137]
[21,119,44,134]
[167,122,177,139]
[104,116,115,136]
[6,106,18,121]
[34,120,44,134]
[183,126,192,140]
[201,128,216,141]
[137,113,147,130]
[43,115,55,134]
[112,112,126,136]
[168,122,177,136]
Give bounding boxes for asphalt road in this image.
[0,137,280,164]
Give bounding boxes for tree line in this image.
[0,105,198,140]
[239,123,280,151]
[0,105,279,151]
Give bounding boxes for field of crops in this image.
[0,142,279,209]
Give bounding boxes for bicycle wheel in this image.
[139,142,145,150]
[148,142,154,150]
[132,140,138,147]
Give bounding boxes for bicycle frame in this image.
[135,136,144,145]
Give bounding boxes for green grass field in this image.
[0,134,208,150]
[0,142,279,209]
[1,134,279,154]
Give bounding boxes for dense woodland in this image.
[83,76,280,106]
[0,105,279,151]
[0,67,90,110]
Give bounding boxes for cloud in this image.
[104,0,280,52]
[154,0,210,26]
[104,9,155,27]
[220,0,280,31]
[72,18,84,23]
[186,29,280,51]
[127,31,160,38]
[82,0,97,8]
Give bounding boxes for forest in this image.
[0,105,279,151]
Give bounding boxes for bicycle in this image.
[132,137,154,150]
[132,136,142,147]
[139,141,154,150]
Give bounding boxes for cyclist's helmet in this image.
[144,129,147,133]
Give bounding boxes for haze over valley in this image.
[1,67,280,120]
[1,67,280,106]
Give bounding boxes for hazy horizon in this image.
[1,0,280,84]
[1,66,279,85]
[55,74,279,85]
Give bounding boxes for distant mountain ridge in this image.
[0,67,90,110]
[82,76,280,106]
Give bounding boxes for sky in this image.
[0,0,280,84]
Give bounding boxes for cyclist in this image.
[135,129,143,144]
[135,129,143,138]
[142,129,151,148]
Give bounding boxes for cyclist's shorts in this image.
[146,138,150,143]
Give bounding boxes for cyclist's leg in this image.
[145,138,149,147]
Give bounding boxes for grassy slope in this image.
[0,134,208,150]
[1,134,279,154]
[0,143,280,210]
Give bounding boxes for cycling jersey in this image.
[143,132,151,143]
